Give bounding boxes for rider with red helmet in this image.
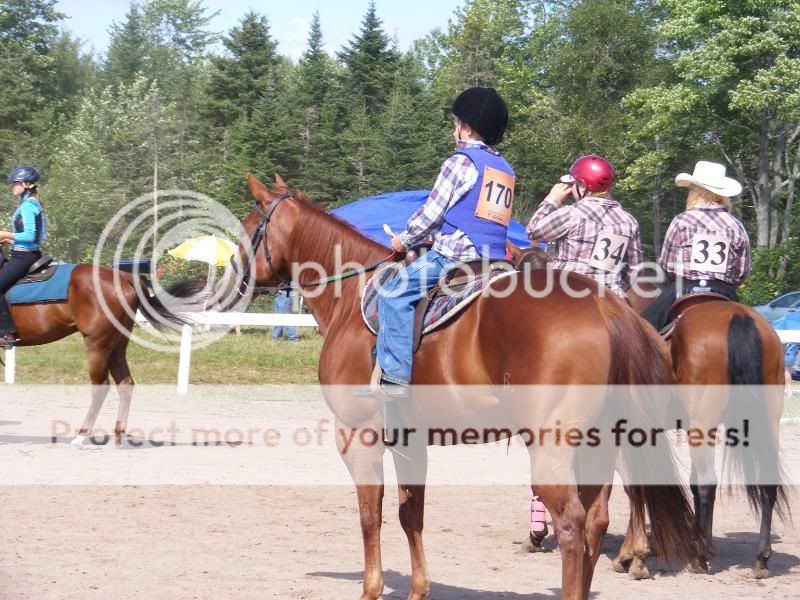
[526,155,642,297]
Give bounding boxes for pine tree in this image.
[296,11,333,109]
[205,10,278,128]
[104,3,148,87]
[338,1,399,114]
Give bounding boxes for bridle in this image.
[232,192,397,299]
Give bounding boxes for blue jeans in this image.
[272,294,298,341]
[377,250,454,385]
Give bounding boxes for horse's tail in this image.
[133,276,190,329]
[724,312,789,520]
[599,297,702,563]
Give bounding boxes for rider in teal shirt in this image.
[0,166,46,346]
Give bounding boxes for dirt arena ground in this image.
[0,387,798,599]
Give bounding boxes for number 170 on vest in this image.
[475,166,515,226]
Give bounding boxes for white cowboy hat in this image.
[675,160,742,197]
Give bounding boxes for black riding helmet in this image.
[448,87,509,146]
[7,166,40,184]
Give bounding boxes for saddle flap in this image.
[18,255,58,284]
[27,254,53,274]
[361,260,517,353]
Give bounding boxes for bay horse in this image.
[612,284,788,579]
[208,174,699,600]
[4,261,184,445]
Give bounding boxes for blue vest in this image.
[440,147,515,259]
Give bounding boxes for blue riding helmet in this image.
[7,166,40,184]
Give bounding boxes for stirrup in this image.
[353,378,410,400]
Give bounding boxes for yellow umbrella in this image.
[167,235,238,267]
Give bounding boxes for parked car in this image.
[753,291,800,321]
[785,343,800,381]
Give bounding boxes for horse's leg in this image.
[533,446,587,600]
[581,483,611,597]
[611,496,636,573]
[753,484,778,578]
[392,443,430,600]
[109,340,134,446]
[688,448,716,573]
[336,415,386,600]
[754,378,784,579]
[535,483,586,599]
[627,494,651,579]
[72,343,112,446]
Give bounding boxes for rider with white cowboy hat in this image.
[642,160,749,331]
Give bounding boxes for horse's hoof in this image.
[753,559,770,579]
[628,561,651,580]
[521,535,546,553]
[69,435,89,448]
[612,556,631,573]
[688,557,709,574]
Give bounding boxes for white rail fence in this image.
[4,312,319,394]
[4,318,800,396]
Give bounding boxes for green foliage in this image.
[1,0,798,294]
[338,1,399,114]
[204,10,278,128]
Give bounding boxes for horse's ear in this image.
[274,173,287,188]
[247,173,271,202]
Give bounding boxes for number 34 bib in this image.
[588,230,629,273]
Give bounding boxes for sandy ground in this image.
[0,386,798,599]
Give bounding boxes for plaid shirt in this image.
[659,206,750,285]
[400,140,500,261]
[526,195,643,296]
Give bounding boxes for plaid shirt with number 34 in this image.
[526,195,643,297]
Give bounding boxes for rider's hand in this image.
[548,183,573,204]
[391,234,406,253]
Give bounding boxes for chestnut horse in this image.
[211,174,698,600]
[612,285,788,579]
[6,263,183,445]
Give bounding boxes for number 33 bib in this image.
[690,233,730,274]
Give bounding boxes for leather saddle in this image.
[16,254,57,284]
[659,292,732,340]
[410,258,515,352]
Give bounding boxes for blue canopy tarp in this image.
[772,311,800,331]
[330,190,532,250]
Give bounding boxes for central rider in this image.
[526,156,642,298]
[356,87,514,413]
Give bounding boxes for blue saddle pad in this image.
[7,264,78,305]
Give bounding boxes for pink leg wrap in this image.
[530,496,547,534]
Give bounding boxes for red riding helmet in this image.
[560,155,616,193]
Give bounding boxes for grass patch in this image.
[13,329,324,385]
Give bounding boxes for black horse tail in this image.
[724,313,789,520]
[133,277,191,329]
[599,296,704,563]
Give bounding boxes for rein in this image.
[234,192,396,297]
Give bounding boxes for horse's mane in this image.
[285,188,390,266]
